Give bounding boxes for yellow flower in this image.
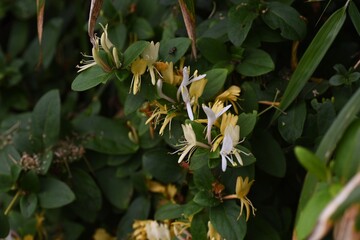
[130,58,147,94]
[175,124,209,163]
[145,101,177,135]
[93,228,116,240]
[216,86,241,113]
[207,221,223,240]
[211,113,239,151]
[172,221,191,239]
[189,78,208,113]
[223,176,256,221]
[142,41,160,85]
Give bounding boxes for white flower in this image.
[145,221,171,240]
[177,67,206,120]
[202,102,231,144]
[175,124,209,163]
[220,125,244,172]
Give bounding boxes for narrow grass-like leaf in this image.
[295,86,360,235]
[349,1,360,37]
[36,0,45,45]
[272,6,346,121]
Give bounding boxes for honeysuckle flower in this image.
[207,221,223,240]
[130,58,147,94]
[189,78,208,113]
[220,125,244,172]
[141,41,160,85]
[216,85,241,113]
[133,220,170,240]
[175,124,210,163]
[212,113,239,151]
[156,79,176,103]
[223,176,256,221]
[93,228,116,240]
[177,67,206,120]
[145,101,177,135]
[145,221,171,240]
[202,102,231,144]
[77,24,122,72]
[172,221,191,239]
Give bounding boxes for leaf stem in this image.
[4,189,22,215]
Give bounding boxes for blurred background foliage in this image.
[0,0,360,239]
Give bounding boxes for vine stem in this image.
[4,189,22,215]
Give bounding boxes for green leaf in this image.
[72,66,113,91]
[32,89,60,148]
[190,212,208,240]
[0,174,13,192]
[70,169,102,222]
[262,2,306,40]
[72,116,138,154]
[193,190,220,207]
[96,167,133,210]
[251,130,286,177]
[123,40,149,68]
[189,148,209,171]
[38,177,75,208]
[294,147,327,182]
[117,196,150,237]
[296,86,360,226]
[193,165,215,191]
[210,201,247,240]
[272,6,346,121]
[202,68,228,100]
[183,201,204,218]
[278,101,306,143]
[19,170,40,192]
[159,37,191,63]
[238,111,257,138]
[197,37,231,63]
[20,193,38,218]
[236,48,274,76]
[142,148,185,183]
[333,119,360,181]
[227,5,258,46]
[296,184,332,240]
[0,212,9,238]
[349,1,360,37]
[155,203,183,220]
[132,17,154,39]
[246,216,281,240]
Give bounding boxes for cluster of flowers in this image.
[78,25,256,239]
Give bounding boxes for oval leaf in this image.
[142,148,185,183]
[236,48,275,76]
[159,37,191,63]
[278,101,306,143]
[202,68,228,100]
[72,66,113,91]
[20,193,38,218]
[294,146,327,182]
[123,40,149,68]
[210,201,247,240]
[251,130,286,178]
[38,177,75,208]
[32,89,60,148]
